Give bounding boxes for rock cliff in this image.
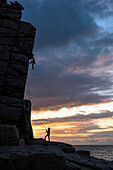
[0,0,36,144]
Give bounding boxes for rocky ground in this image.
[0,139,113,170]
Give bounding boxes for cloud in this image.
[26,54,113,110]
[25,28,113,110]
[32,111,113,125]
[32,115,113,144]
[8,0,98,49]
[85,0,113,18]
[8,0,113,111]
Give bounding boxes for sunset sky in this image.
[9,0,113,145]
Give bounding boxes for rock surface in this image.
[0,0,35,143]
[0,141,113,170]
[0,1,36,98]
[0,124,19,145]
[0,96,33,142]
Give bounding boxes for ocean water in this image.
[74,145,113,161]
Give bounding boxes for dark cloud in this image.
[26,62,112,110]
[25,28,113,110]
[8,0,98,49]
[8,0,113,111]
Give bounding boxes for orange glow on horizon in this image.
[31,101,113,145]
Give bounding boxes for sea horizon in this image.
[73,145,113,161]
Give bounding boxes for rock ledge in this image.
[0,140,113,170]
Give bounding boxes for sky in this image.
[9,0,113,145]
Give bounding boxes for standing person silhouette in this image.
[45,127,50,141]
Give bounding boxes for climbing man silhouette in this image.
[30,54,36,70]
[45,127,50,141]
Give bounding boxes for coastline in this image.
[74,145,113,161]
[0,140,113,170]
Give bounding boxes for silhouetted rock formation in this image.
[0,124,19,145]
[0,0,36,144]
[0,140,113,170]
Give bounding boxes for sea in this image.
[74,145,113,161]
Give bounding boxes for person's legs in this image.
[45,134,47,140]
[48,135,50,141]
[32,64,34,70]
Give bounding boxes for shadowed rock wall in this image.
[0,1,36,144]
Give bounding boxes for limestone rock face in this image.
[0,1,36,145]
[0,1,36,98]
[0,124,19,145]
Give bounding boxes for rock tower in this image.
[0,0,36,145]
